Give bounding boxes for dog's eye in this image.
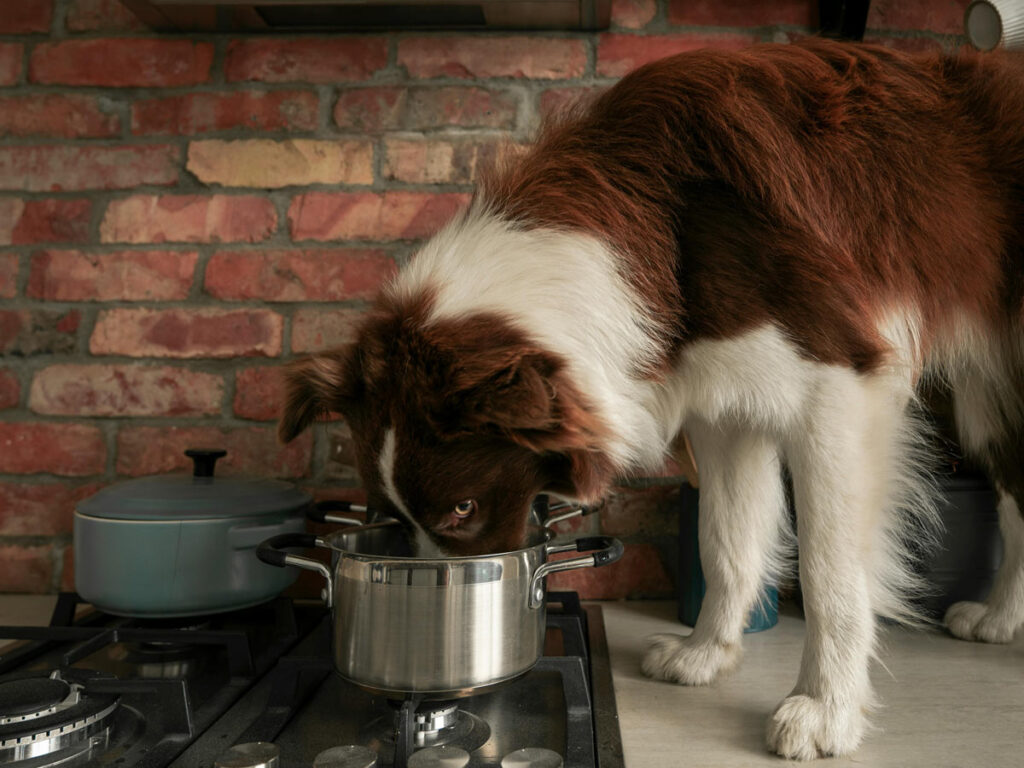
[453,499,477,519]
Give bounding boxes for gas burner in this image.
[0,670,119,766]
[365,700,490,757]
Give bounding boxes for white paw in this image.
[945,601,1019,644]
[641,633,740,686]
[766,694,866,760]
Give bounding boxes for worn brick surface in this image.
[399,37,587,79]
[539,86,605,119]
[91,308,283,358]
[326,422,360,483]
[66,0,148,32]
[0,309,80,356]
[29,364,223,417]
[0,145,179,192]
[0,199,21,245]
[116,426,313,478]
[866,0,969,35]
[597,33,760,77]
[187,139,374,188]
[132,91,319,135]
[0,44,23,86]
[334,86,520,132]
[225,38,388,83]
[612,0,658,29]
[862,34,945,53]
[0,94,119,138]
[0,482,101,535]
[10,199,91,244]
[0,422,105,476]
[291,308,365,353]
[234,366,284,421]
[382,137,511,184]
[548,542,673,598]
[101,195,277,243]
[667,0,814,27]
[600,486,680,537]
[289,191,469,242]
[0,544,55,594]
[0,0,54,34]
[28,249,197,301]
[0,254,16,298]
[0,368,20,410]
[206,249,395,302]
[31,39,214,87]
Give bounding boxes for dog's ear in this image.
[278,347,361,443]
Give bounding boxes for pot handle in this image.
[528,536,624,609]
[256,533,334,607]
[307,499,364,527]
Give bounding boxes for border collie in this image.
[279,39,1024,759]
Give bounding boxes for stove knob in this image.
[214,742,280,768]
[313,745,378,768]
[407,745,471,768]
[501,748,564,768]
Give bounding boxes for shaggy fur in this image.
[280,40,1024,759]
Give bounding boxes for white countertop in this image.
[3,596,1022,766]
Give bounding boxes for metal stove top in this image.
[0,593,622,768]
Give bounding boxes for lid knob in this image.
[184,448,227,478]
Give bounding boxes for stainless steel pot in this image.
[256,510,622,699]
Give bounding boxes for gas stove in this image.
[0,593,622,768]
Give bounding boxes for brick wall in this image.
[0,0,968,596]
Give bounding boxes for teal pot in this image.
[74,449,311,618]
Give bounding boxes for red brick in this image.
[66,0,148,32]
[539,86,606,119]
[667,0,814,27]
[0,199,20,244]
[234,366,284,421]
[599,486,680,537]
[0,309,79,356]
[612,0,657,29]
[0,94,119,138]
[132,90,319,135]
[0,368,19,410]
[0,145,179,192]
[91,308,283,359]
[0,44,22,86]
[548,542,673,599]
[288,191,469,242]
[60,545,74,592]
[0,544,54,593]
[597,33,759,77]
[862,34,945,54]
[866,0,969,35]
[291,308,365,353]
[206,249,396,302]
[31,39,213,87]
[0,422,106,476]
[28,249,197,301]
[10,199,91,244]
[225,38,387,84]
[382,137,516,185]
[399,36,587,79]
[0,0,53,34]
[116,425,312,478]
[0,482,101,535]
[29,364,224,417]
[101,195,277,244]
[326,422,359,482]
[334,86,520,132]
[0,253,16,298]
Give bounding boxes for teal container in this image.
[677,483,778,632]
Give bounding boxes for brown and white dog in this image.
[279,40,1024,759]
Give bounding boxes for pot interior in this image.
[324,521,552,561]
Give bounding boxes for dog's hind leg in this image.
[946,372,1024,643]
[642,419,790,685]
[767,368,924,760]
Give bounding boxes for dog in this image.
[279,39,1024,759]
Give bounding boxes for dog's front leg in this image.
[768,376,877,760]
[643,420,789,685]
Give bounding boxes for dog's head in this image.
[279,294,613,556]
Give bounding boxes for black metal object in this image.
[818,0,871,41]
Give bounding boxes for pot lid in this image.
[77,449,311,521]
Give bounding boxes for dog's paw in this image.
[766,695,865,761]
[945,601,1019,644]
[640,633,740,686]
